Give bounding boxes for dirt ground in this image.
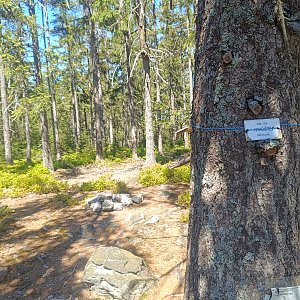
[0,160,189,300]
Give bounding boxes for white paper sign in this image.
[269,286,300,300]
[244,118,282,141]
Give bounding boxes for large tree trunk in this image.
[28,0,53,171]
[136,0,156,165]
[185,1,300,299]
[0,53,13,164]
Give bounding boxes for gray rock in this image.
[0,266,8,282]
[144,215,160,225]
[126,213,145,225]
[113,203,124,211]
[112,194,131,203]
[102,200,114,212]
[85,194,101,207]
[132,194,143,204]
[83,246,154,300]
[92,201,102,212]
[81,223,96,239]
[99,192,113,201]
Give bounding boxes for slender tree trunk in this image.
[185,1,300,299]
[152,0,163,156]
[181,65,189,149]
[170,84,176,145]
[42,3,61,160]
[109,113,114,145]
[25,110,31,164]
[124,31,138,159]
[187,3,193,107]
[136,0,156,165]
[28,0,53,171]
[67,41,81,150]
[155,65,164,155]
[0,53,13,164]
[86,1,104,159]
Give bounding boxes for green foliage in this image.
[113,181,129,194]
[0,161,68,197]
[138,164,190,187]
[105,145,132,161]
[80,175,116,192]
[167,165,191,184]
[48,193,78,208]
[0,205,15,232]
[55,149,96,169]
[180,212,189,223]
[138,165,169,187]
[176,191,191,208]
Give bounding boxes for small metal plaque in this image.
[244,118,282,141]
[269,286,300,300]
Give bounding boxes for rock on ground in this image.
[83,246,154,300]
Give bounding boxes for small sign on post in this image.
[264,286,300,300]
[244,118,282,141]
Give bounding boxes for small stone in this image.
[92,201,102,212]
[0,266,8,282]
[127,213,145,225]
[176,236,187,246]
[102,200,114,212]
[113,203,124,211]
[132,194,143,204]
[145,215,160,225]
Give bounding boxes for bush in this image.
[0,162,68,197]
[138,165,169,187]
[167,165,191,184]
[48,193,78,208]
[105,145,132,161]
[176,191,191,208]
[180,212,189,223]
[80,175,116,192]
[55,149,95,169]
[138,164,190,187]
[113,181,129,194]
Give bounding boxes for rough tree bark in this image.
[136,0,156,165]
[0,53,13,164]
[185,1,300,299]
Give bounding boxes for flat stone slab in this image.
[83,246,154,300]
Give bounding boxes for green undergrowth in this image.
[47,193,79,208]
[0,161,68,198]
[0,205,15,232]
[55,150,95,169]
[176,191,191,223]
[176,191,191,208]
[80,175,129,194]
[138,164,190,187]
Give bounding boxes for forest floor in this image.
[0,159,189,300]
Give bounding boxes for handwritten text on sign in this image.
[244,118,282,141]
